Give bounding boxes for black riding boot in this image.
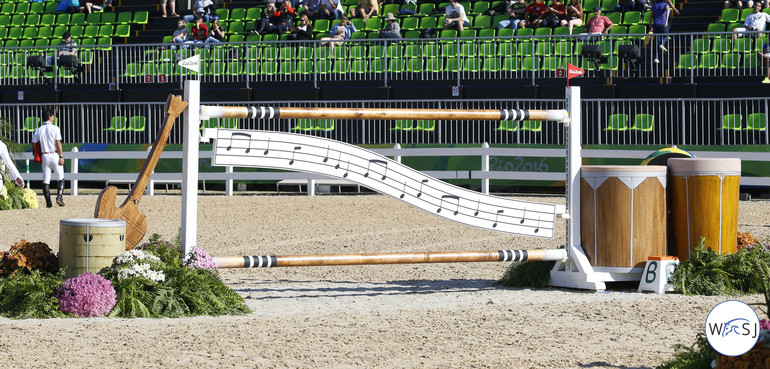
[56,180,65,207]
[42,183,53,208]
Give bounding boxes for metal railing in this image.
[1,97,768,146]
[1,30,767,88]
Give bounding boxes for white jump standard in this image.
[180,82,637,290]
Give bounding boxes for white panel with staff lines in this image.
[212,129,559,238]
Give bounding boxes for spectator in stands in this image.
[287,13,314,40]
[66,0,80,14]
[757,41,770,83]
[205,18,226,46]
[732,2,770,40]
[497,0,528,33]
[348,0,378,23]
[183,0,214,23]
[47,32,78,66]
[378,13,402,38]
[443,0,470,33]
[725,0,746,11]
[543,0,567,28]
[190,15,209,46]
[252,1,295,35]
[319,0,344,20]
[616,0,635,13]
[160,0,177,18]
[82,0,109,14]
[565,0,583,34]
[487,0,526,17]
[524,0,548,28]
[585,6,613,34]
[321,14,356,53]
[171,18,192,50]
[301,0,324,20]
[651,0,670,63]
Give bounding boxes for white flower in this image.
[0,185,7,199]
[116,263,165,282]
[114,249,161,265]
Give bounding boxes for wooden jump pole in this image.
[213,249,567,268]
[199,106,570,123]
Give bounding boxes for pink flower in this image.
[185,246,216,269]
[56,273,117,317]
[761,319,770,331]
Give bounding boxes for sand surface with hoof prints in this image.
[0,193,768,368]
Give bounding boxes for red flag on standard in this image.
[567,63,584,80]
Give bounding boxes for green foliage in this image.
[104,237,250,318]
[656,334,717,369]
[0,117,19,153]
[0,270,67,319]
[672,240,770,296]
[496,260,557,288]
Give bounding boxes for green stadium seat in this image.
[382,3,399,15]
[742,53,759,68]
[101,12,117,24]
[481,58,500,72]
[351,59,367,73]
[364,18,382,31]
[553,27,570,35]
[479,42,496,56]
[425,58,442,72]
[707,22,725,33]
[733,38,753,53]
[418,3,435,14]
[534,42,552,56]
[445,58,459,72]
[739,8,753,21]
[245,7,262,21]
[554,41,572,56]
[86,13,101,24]
[351,18,365,30]
[720,8,739,23]
[460,42,477,56]
[40,14,56,26]
[1,3,14,14]
[692,38,710,53]
[440,29,457,38]
[116,12,133,24]
[44,2,58,13]
[403,30,420,38]
[8,27,23,39]
[745,113,767,131]
[416,120,435,131]
[244,61,258,75]
[423,43,440,58]
[260,61,278,75]
[115,24,131,37]
[105,116,128,131]
[401,17,419,30]
[460,29,477,37]
[369,45,385,58]
[133,11,149,24]
[291,119,315,131]
[720,114,742,130]
[420,16,438,29]
[392,120,414,131]
[0,15,10,27]
[495,121,518,131]
[521,56,539,71]
[127,116,147,132]
[230,8,247,21]
[15,3,29,14]
[369,59,385,73]
[472,15,491,29]
[630,114,654,131]
[98,25,114,37]
[520,120,542,132]
[404,58,422,72]
[534,27,551,36]
[18,39,34,48]
[721,53,741,69]
[38,26,53,39]
[604,114,629,131]
[542,56,560,70]
[22,27,38,39]
[622,11,641,25]
[97,37,112,50]
[11,15,25,27]
[387,58,404,73]
[600,55,619,70]
[601,0,618,12]
[29,2,44,14]
[462,57,481,72]
[21,117,41,131]
[350,31,367,39]
[215,8,229,20]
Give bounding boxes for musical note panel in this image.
[213,129,559,238]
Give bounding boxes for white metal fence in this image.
[1,97,768,146]
[1,31,767,88]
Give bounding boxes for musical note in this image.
[364,159,388,180]
[288,146,301,165]
[417,179,428,198]
[323,146,330,163]
[520,208,527,224]
[226,132,252,153]
[343,160,350,178]
[493,210,504,228]
[263,138,270,155]
[400,181,406,199]
[334,151,342,169]
[474,200,480,216]
[534,216,541,233]
[437,195,460,215]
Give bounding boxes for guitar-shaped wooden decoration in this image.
[95,94,188,250]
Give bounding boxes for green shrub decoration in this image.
[672,239,770,296]
[656,333,717,369]
[102,234,250,318]
[0,269,66,319]
[496,260,557,288]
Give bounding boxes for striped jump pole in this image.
[213,249,568,268]
[199,106,571,123]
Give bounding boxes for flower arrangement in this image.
[56,273,116,317]
[0,240,58,277]
[185,246,216,269]
[0,180,38,210]
[111,249,165,283]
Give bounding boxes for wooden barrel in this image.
[581,165,668,268]
[59,218,126,279]
[668,158,741,261]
